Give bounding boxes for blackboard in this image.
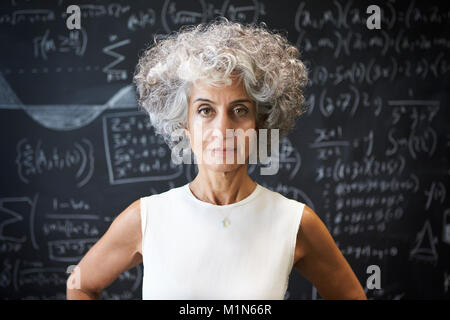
[0,0,449,300]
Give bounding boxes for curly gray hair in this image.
[133,18,309,149]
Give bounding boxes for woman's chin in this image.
[202,162,246,173]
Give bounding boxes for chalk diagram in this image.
[279,136,301,180]
[0,72,138,131]
[409,220,438,264]
[161,0,264,33]
[0,195,39,249]
[15,137,95,188]
[102,111,184,184]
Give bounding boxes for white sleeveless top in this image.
[140,183,305,300]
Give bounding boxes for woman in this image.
[66,18,366,300]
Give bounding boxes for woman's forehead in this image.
[190,77,250,102]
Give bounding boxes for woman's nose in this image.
[213,111,235,139]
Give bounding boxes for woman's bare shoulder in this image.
[108,199,143,254]
[294,205,316,264]
[117,199,141,223]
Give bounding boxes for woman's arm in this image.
[293,205,367,300]
[66,199,143,299]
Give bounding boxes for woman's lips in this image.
[209,148,237,154]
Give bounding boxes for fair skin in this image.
[66,76,366,300]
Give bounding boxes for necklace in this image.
[222,216,231,228]
[187,183,258,228]
[188,184,232,227]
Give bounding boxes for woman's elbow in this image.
[66,269,101,300]
[66,285,101,300]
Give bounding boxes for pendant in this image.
[222,217,231,228]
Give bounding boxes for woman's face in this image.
[185,76,257,173]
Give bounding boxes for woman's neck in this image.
[188,166,256,205]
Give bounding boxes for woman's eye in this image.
[198,107,212,116]
[234,107,248,116]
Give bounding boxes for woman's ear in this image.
[184,127,190,142]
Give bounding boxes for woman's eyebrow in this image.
[193,98,253,104]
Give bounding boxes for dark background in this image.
[0,0,449,300]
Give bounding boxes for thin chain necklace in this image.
[188,183,257,228]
